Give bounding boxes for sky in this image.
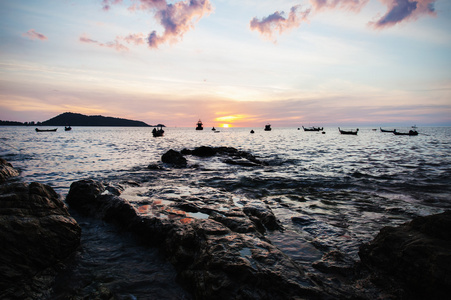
[0,0,450,127]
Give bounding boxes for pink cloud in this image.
[250,5,311,41]
[123,33,146,45]
[23,29,48,41]
[102,0,212,49]
[370,0,437,29]
[147,0,213,48]
[79,34,129,52]
[309,0,369,12]
[102,0,123,11]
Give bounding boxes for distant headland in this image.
[0,112,164,127]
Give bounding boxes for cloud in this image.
[309,0,369,12]
[123,33,146,45]
[101,0,212,48]
[22,29,48,41]
[370,0,437,29]
[250,5,311,41]
[147,0,213,48]
[101,0,123,11]
[79,34,129,52]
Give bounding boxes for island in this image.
[0,112,163,127]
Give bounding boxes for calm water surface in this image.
[1,126,450,298]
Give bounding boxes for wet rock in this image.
[243,200,282,231]
[161,149,187,167]
[0,181,81,298]
[312,250,355,276]
[181,146,266,166]
[65,179,106,216]
[191,146,217,157]
[0,158,19,182]
[359,210,451,299]
[66,179,326,299]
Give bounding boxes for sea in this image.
[1,126,450,299]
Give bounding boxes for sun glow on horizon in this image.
[222,124,230,128]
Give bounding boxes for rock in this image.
[180,146,266,166]
[0,158,19,182]
[65,179,106,216]
[191,146,217,157]
[0,181,81,298]
[66,179,326,299]
[359,210,451,299]
[161,149,187,167]
[243,200,282,231]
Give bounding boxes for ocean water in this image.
[1,126,450,298]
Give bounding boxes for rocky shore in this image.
[0,159,81,299]
[1,149,450,299]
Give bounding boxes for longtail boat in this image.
[393,129,418,136]
[338,127,358,135]
[302,126,323,132]
[35,128,57,132]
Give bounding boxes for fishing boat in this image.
[196,119,203,130]
[393,129,418,136]
[152,125,164,137]
[35,128,57,132]
[264,124,271,131]
[380,127,395,133]
[338,127,358,135]
[302,126,323,132]
[250,130,255,134]
[211,127,216,131]
[65,126,72,131]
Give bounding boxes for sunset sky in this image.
[1,0,450,127]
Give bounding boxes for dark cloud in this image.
[250,5,311,41]
[23,29,48,41]
[371,0,437,28]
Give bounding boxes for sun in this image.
[222,124,230,128]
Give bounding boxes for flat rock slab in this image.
[66,179,326,299]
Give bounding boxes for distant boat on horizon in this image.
[264,124,271,131]
[302,126,323,132]
[35,128,57,132]
[393,129,418,136]
[196,119,203,130]
[152,125,164,137]
[380,127,395,133]
[338,127,358,135]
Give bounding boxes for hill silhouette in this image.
[41,112,151,127]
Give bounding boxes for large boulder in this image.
[0,158,19,182]
[0,181,81,298]
[161,149,187,167]
[359,210,451,299]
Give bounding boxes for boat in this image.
[264,124,271,131]
[35,128,57,132]
[250,130,255,134]
[152,125,164,137]
[302,126,323,132]
[211,127,216,131]
[380,127,395,133]
[338,127,358,135]
[196,119,203,130]
[393,129,418,136]
[65,126,72,131]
